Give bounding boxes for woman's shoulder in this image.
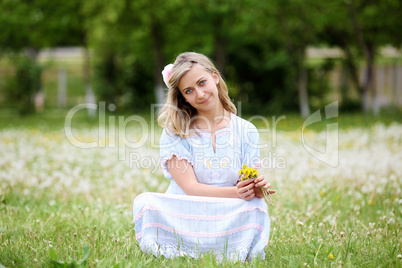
[160,127,195,148]
[233,114,258,132]
[160,127,181,144]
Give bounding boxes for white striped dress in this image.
[133,114,271,261]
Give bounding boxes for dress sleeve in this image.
[160,128,194,179]
[242,122,262,169]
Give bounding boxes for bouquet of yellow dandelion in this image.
[239,165,274,205]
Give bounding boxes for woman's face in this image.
[178,64,220,114]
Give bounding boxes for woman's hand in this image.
[236,177,255,200]
[253,175,276,199]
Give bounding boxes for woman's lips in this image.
[200,96,210,104]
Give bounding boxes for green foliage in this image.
[93,52,155,112]
[1,0,402,113]
[3,55,42,114]
[49,245,89,268]
[0,0,84,115]
[0,0,83,51]
[308,60,335,111]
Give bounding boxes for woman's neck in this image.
[195,105,230,132]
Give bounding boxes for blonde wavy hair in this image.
[158,52,237,138]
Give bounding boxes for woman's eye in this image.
[185,89,193,94]
[199,80,206,86]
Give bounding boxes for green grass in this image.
[0,110,401,267]
[0,108,401,131]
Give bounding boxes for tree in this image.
[322,0,402,113]
[0,0,84,113]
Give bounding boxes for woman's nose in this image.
[195,87,205,98]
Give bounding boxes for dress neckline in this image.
[194,113,235,138]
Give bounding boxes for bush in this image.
[3,55,42,115]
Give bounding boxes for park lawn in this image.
[0,110,401,267]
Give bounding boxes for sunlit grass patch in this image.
[0,113,401,266]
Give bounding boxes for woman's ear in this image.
[212,72,219,84]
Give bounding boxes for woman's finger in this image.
[255,181,269,188]
[237,178,254,187]
[239,183,255,194]
[253,175,264,183]
[242,189,255,200]
[245,192,255,200]
[261,183,271,189]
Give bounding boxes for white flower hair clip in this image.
[161,64,174,88]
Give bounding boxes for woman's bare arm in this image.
[167,156,255,199]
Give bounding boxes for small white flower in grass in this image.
[318,238,323,243]
[340,232,345,237]
[388,218,395,225]
[297,220,304,227]
[397,254,402,259]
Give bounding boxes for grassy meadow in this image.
[0,109,401,267]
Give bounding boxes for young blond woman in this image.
[133,52,275,261]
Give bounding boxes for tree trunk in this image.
[213,18,226,75]
[341,63,348,102]
[82,47,96,117]
[20,47,40,114]
[298,58,310,117]
[150,18,165,105]
[342,43,363,95]
[349,2,377,114]
[362,87,370,112]
[367,44,378,115]
[58,68,67,108]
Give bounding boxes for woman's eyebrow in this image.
[182,77,206,92]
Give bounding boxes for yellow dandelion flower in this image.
[329,254,334,258]
[245,170,251,178]
[252,170,258,177]
[368,200,374,205]
[320,191,325,196]
[242,164,248,169]
[239,170,242,176]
